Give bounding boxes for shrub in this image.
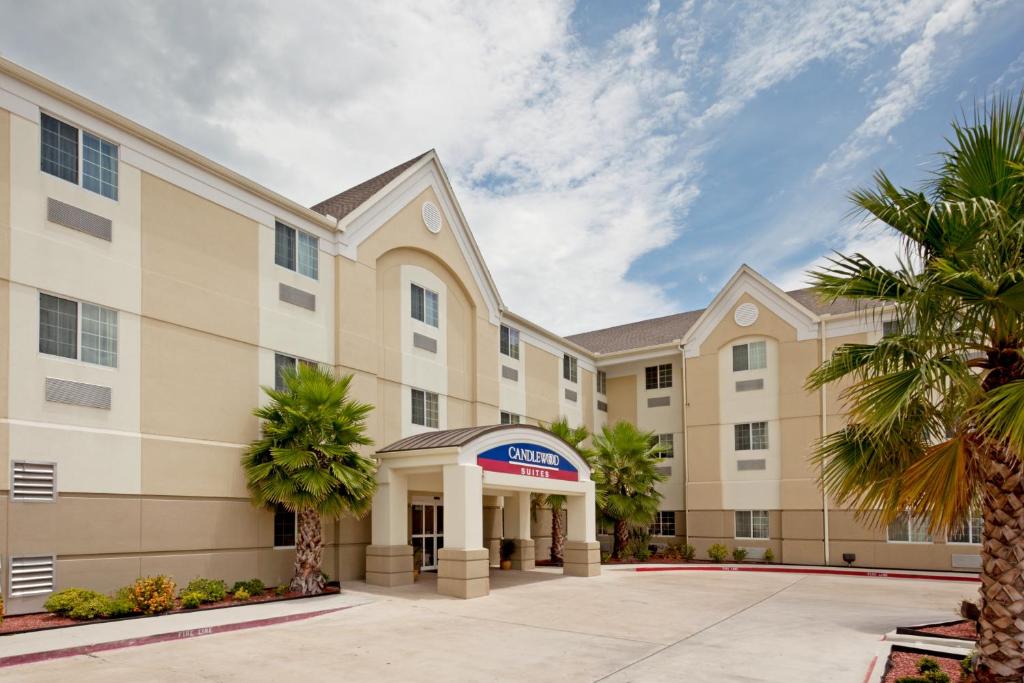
[763,548,775,563]
[894,656,951,683]
[499,539,516,562]
[231,579,265,596]
[45,589,110,619]
[633,546,652,562]
[600,551,612,564]
[731,547,748,562]
[707,544,728,563]
[233,588,251,601]
[682,544,696,561]
[181,578,227,604]
[107,587,135,617]
[128,576,176,615]
[276,584,289,597]
[960,651,976,676]
[180,592,203,610]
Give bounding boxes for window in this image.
[735,510,769,539]
[596,370,607,395]
[732,341,767,371]
[887,513,932,543]
[39,293,118,367]
[412,388,439,428]
[949,516,983,545]
[274,353,316,391]
[563,354,578,383]
[734,421,768,450]
[882,320,900,337]
[654,433,674,458]
[500,411,520,425]
[598,520,614,536]
[500,324,520,359]
[273,504,296,548]
[411,284,439,327]
[650,511,676,536]
[40,113,119,199]
[275,222,318,279]
[644,363,672,389]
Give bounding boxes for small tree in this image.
[243,364,376,594]
[537,417,597,563]
[593,421,667,559]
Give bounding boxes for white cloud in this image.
[774,221,905,292]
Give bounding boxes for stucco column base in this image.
[563,541,601,577]
[437,547,490,599]
[510,538,535,570]
[365,545,414,587]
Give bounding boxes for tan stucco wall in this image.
[605,374,637,426]
[524,343,558,423]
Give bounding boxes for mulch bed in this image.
[897,619,977,641]
[0,586,340,636]
[883,647,967,682]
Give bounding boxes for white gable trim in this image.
[335,153,503,325]
[682,265,820,357]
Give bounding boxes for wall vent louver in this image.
[11,461,56,501]
[736,379,764,392]
[647,396,670,408]
[279,283,316,311]
[413,332,437,353]
[422,201,442,233]
[597,400,608,412]
[737,459,767,471]
[564,388,577,402]
[47,197,112,241]
[10,556,55,597]
[501,365,519,381]
[45,377,111,409]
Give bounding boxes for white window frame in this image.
[274,221,319,280]
[411,388,439,428]
[734,421,768,451]
[886,513,933,544]
[500,324,520,359]
[500,411,520,425]
[655,433,674,459]
[596,370,607,395]
[644,363,672,390]
[40,111,119,201]
[948,515,983,545]
[273,352,317,391]
[732,341,767,372]
[649,510,676,537]
[563,354,578,383]
[38,292,118,368]
[735,510,769,539]
[411,283,440,327]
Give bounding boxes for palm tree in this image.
[243,364,377,595]
[538,417,598,563]
[593,421,667,559]
[805,94,1024,682]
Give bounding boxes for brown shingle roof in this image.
[566,287,867,355]
[310,151,430,220]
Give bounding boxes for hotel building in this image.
[0,59,979,612]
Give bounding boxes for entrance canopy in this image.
[367,425,600,598]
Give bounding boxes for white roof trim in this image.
[681,265,820,357]
[335,152,503,324]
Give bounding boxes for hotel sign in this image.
[477,442,579,481]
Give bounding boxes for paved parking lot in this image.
[3,567,975,682]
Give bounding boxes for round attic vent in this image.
[422,201,442,233]
[734,303,759,327]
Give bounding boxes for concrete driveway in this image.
[3,567,975,682]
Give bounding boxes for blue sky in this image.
[2,1,1023,334]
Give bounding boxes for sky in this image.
[2,1,1022,335]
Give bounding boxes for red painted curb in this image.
[862,655,878,683]
[633,565,980,582]
[0,605,351,668]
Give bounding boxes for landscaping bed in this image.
[0,580,340,637]
[882,646,970,682]
[897,619,977,641]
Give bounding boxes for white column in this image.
[442,464,484,549]
[566,481,597,543]
[371,466,408,546]
[503,490,532,540]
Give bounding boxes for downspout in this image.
[679,342,690,546]
[819,318,830,566]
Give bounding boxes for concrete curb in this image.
[630,564,980,582]
[0,605,352,668]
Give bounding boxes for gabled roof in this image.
[567,282,864,355]
[310,151,431,220]
[377,424,573,453]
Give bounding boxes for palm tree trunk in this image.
[613,520,629,559]
[976,446,1024,682]
[292,508,325,595]
[550,508,565,564]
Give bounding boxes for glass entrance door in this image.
[411,497,444,571]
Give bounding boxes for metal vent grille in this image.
[647,396,670,408]
[501,365,518,381]
[597,400,607,412]
[10,556,55,597]
[655,466,671,476]
[413,332,437,353]
[47,198,113,241]
[737,459,766,471]
[11,461,56,501]
[952,554,981,570]
[564,388,577,402]
[734,303,759,326]
[422,201,442,233]
[45,377,112,409]
[279,283,316,311]
[736,379,764,392]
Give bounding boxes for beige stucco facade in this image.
[0,58,975,613]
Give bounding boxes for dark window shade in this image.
[41,113,78,183]
[274,505,296,547]
[275,222,296,270]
